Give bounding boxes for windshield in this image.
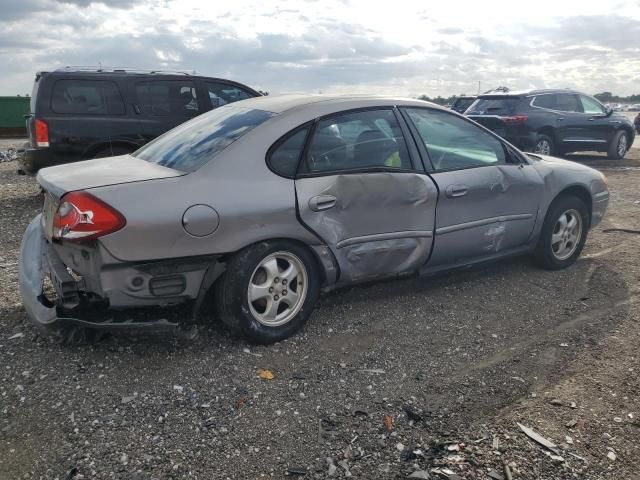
[466,97,520,116]
[133,106,274,172]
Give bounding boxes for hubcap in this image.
[247,252,308,327]
[551,209,583,261]
[618,134,627,157]
[535,139,551,155]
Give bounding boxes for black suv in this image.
[21,68,261,173]
[465,89,635,159]
[449,95,476,114]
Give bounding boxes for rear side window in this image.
[267,127,309,178]
[555,93,581,112]
[206,82,253,108]
[301,109,412,174]
[466,97,519,115]
[51,80,125,115]
[532,94,557,110]
[133,106,274,173]
[135,81,199,117]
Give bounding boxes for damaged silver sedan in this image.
[19,95,610,344]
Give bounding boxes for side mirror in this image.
[605,106,614,117]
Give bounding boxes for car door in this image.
[578,94,616,145]
[132,78,201,143]
[552,93,589,148]
[401,107,543,268]
[294,108,438,283]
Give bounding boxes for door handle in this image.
[556,117,565,121]
[588,117,596,121]
[309,195,337,212]
[445,184,468,198]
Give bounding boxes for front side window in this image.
[555,93,581,112]
[51,79,125,115]
[134,106,273,173]
[580,95,605,115]
[206,82,253,108]
[135,81,199,117]
[302,109,412,174]
[404,108,506,171]
[268,127,309,177]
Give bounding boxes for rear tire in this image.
[214,241,320,344]
[533,134,554,156]
[607,130,628,160]
[535,195,590,270]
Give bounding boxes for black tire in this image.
[214,241,320,344]
[92,146,133,159]
[533,134,554,156]
[535,195,590,270]
[607,130,628,160]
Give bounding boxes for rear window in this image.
[451,97,475,113]
[135,80,199,116]
[51,79,125,115]
[466,96,520,115]
[133,106,274,173]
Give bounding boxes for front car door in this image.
[294,108,438,284]
[401,107,543,269]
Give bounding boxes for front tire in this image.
[607,130,628,160]
[214,241,320,344]
[535,195,590,270]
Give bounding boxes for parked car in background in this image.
[20,68,261,174]
[20,95,609,344]
[449,95,476,114]
[465,89,635,159]
[634,113,640,133]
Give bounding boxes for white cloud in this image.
[0,0,639,96]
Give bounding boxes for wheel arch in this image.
[553,185,593,226]
[537,125,557,142]
[83,140,140,159]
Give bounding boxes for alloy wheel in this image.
[617,134,628,158]
[551,209,583,261]
[535,139,551,155]
[247,252,308,327]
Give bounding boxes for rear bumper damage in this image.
[19,215,224,337]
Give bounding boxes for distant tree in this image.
[594,92,613,103]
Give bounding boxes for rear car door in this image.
[402,107,543,268]
[133,79,201,142]
[294,108,438,283]
[552,93,587,147]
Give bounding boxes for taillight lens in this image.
[35,118,49,147]
[501,115,529,125]
[53,191,126,241]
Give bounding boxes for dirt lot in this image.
[0,149,639,479]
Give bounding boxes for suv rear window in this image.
[133,106,274,173]
[51,79,125,115]
[466,96,520,115]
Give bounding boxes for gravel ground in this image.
[0,149,639,479]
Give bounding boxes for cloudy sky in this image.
[1,0,639,97]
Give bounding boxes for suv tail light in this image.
[501,115,529,125]
[53,191,126,241]
[35,118,49,147]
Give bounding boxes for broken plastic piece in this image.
[257,369,275,380]
[517,422,560,455]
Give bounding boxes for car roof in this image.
[480,88,583,97]
[235,94,444,114]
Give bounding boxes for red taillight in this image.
[35,118,49,147]
[501,115,529,125]
[52,191,126,241]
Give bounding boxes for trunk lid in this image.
[37,154,184,199]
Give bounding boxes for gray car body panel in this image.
[21,95,609,333]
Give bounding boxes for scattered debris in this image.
[560,343,569,347]
[8,332,24,340]
[565,419,577,428]
[326,458,337,477]
[549,398,563,406]
[383,414,394,432]
[408,470,430,479]
[286,466,307,476]
[402,404,423,422]
[607,451,617,461]
[517,422,560,455]
[337,459,352,477]
[358,368,385,374]
[613,416,623,423]
[257,369,275,380]
[121,395,136,404]
[487,470,504,480]
[503,463,513,480]
[173,385,184,393]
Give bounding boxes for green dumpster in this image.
[0,96,30,137]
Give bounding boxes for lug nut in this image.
[282,290,287,296]
[282,279,287,285]
[274,295,279,300]
[269,287,274,293]
[274,277,280,283]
